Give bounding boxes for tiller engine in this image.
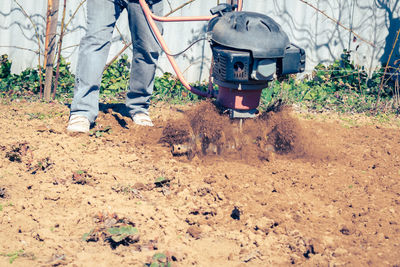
[139,1,305,119]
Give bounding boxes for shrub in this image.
[260,50,398,113]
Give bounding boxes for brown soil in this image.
[1,99,400,266]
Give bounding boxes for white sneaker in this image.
[132,113,153,127]
[67,115,90,133]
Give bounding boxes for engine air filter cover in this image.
[212,46,251,82]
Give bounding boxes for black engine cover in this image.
[207,11,290,59]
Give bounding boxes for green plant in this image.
[1,203,14,211]
[89,126,112,138]
[0,249,24,264]
[259,50,397,114]
[153,72,207,103]
[27,112,46,120]
[0,54,74,99]
[0,54,11,79]
[0,66,42,96]
[101,54,130,95]
[145,253,173,267]
[53,56,75,96]
[107,225,138,243]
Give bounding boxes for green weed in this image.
[0,249,24,264]
[153,72,207,104]
[145,252,173,267]
[107,225,138,243]
[26,112,46,120]
[101,54,130,96]
[83,226,138,243]
[89,126,112,138]
[0,203,14,211]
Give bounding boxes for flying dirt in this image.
[160,101,327,163]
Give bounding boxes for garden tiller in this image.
[139,0,305,118]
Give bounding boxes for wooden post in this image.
[44,0,60,101]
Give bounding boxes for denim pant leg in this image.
[125,1,163,116]
[70,0,123,123]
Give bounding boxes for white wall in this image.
[0,0,398,82]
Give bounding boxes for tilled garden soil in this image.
[0,99,399,266]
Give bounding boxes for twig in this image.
[0,45,38,53]
[13,0,43,97]
[164,0,197,17]
[103,43,131,71]
[64,0,87,31]
[297,0,375,48]
[115,25,130,47]
[61,44,80,50]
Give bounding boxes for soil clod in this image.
[231,207,241,220]
[5,142,30,163]
[0,187,7,198]
[187,226,202,239]
[71,170,93,185]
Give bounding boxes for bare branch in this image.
[164,0,197,17]
[115,25,130,47]
[64,0,86,31]
[0,45,38,54]
[297,0,376,47]
[61,44,80,50]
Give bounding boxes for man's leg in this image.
[125,0,163,118]
[70,0,123,124]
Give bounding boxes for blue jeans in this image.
[70,0,163,123]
